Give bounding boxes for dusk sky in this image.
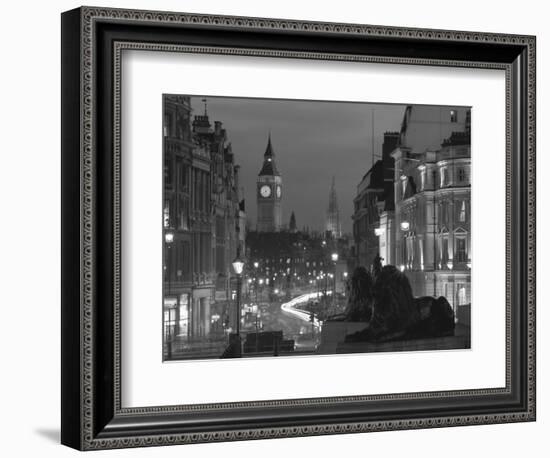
[189,96,406,234]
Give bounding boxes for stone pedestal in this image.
[318,321,369,354]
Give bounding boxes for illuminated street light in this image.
[165,231,174,243]
[232,252,245,339]
[374,227,384,236]
[331,252,339,262]
[232,255,245,275]
[400,221,410,231]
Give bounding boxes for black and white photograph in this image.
[162,95,472,361]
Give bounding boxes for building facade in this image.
[163,96,245,349]
[352,132,399,269]
[163,95,194,344]
[256,135,283,232]
[388,105,471,315]
[351,105,471,317]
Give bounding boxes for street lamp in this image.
[165,231,174,243]
[232,253,245,337]
[331,252,338,307]
[164,230,175,296]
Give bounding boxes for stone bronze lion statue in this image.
[343,262,455,343]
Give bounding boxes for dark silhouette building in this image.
[352,131,399,270]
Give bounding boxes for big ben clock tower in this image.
[257,134,282,232]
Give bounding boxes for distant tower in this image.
[289,211,297,233]
[257,134,283,232]
[325,177,342,238]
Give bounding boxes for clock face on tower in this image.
[276,185,282,198]
[260,185,271,198]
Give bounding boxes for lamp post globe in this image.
[232,256,245,276]
[232,252,245,339]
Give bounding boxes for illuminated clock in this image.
[260,185,271,198]
[276,185,282,198]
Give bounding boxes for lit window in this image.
[450,110,458,122]
[442,236,449,263]
[440,167,447,187]
[459,201,466,222]
[456,238,467,262]
[457,285,467,305]
[163,200,171,228]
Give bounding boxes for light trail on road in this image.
[280,292,332,328]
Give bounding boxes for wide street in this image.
[241,292,323,352]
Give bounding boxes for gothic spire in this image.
[258,133,280,176]
[326,176,341,237]
[289,211,297,232]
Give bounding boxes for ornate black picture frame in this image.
[61,6,536,450]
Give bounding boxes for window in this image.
[459,201,466,222]
[456,237,467,262]
[176,241,184,278]
[164,112,173,137]
[450,110,458,122]
[182,242,191,282]
[431,170,437,188]
[407,236,414,265]
[440,167,447,187]
[215,216,225,239]
[178,196,189,230]
[178,161,189,193]
[420,169,426,191]
[163,115,169,137]
[440,201,447,225]
[178,294,189,338]
[457,167,466,182]
[164,155,173,188]
[163,199,172,228]
[457,285,467,306]
[442,236,449,263]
